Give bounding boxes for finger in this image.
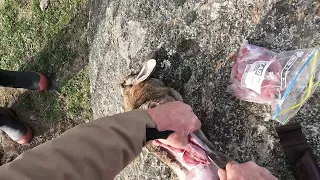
[183,103,193,111]
[218,169,227,180]
[172,101,192,110]
[259,167,278,180]
[242,161,259,168]
[187,115,201,134]
[242,161,263,172]
[226,161,239,171]
[166,132,188,148]
[193,117,201,130]
[225,161,242,180]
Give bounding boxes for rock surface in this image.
[88,0,320,179]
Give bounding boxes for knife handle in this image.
[146,128,174,141]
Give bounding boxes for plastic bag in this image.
[228,41,320,124]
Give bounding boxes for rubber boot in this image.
[276,123,320,180]
[0,70,48,90]
[0,107,32,144]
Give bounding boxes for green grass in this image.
[0,0,83,69]
[61,67,92,121]
[16,67,92,123]
[0,0,92,131]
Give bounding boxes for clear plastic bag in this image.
[228,41,320,124]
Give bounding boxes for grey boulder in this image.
[88,0,320,179]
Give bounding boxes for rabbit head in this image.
[121,59,183,111]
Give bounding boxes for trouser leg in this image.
[277,123,320,180]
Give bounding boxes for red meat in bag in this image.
[228,41,282,105]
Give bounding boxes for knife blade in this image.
[191,133,232,169]
[205,149,231,169]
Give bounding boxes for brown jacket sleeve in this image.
[0,110,155,180]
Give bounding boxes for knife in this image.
[146,128,232,169]
[190,132,232,169]
[204,148,231,169]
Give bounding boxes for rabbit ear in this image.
[133,59,156,85]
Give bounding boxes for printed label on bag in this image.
[241,61,272,94]
[279,51,304,90]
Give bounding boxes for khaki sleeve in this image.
[0,110,156,180]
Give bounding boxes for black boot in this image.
[0,107,32,144]
[0,70,48,90]
[276,123,320,180]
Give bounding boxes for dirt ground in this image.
[0,0,92,165]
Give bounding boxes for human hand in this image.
[218,161,278,180]
[147,101,201,147]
